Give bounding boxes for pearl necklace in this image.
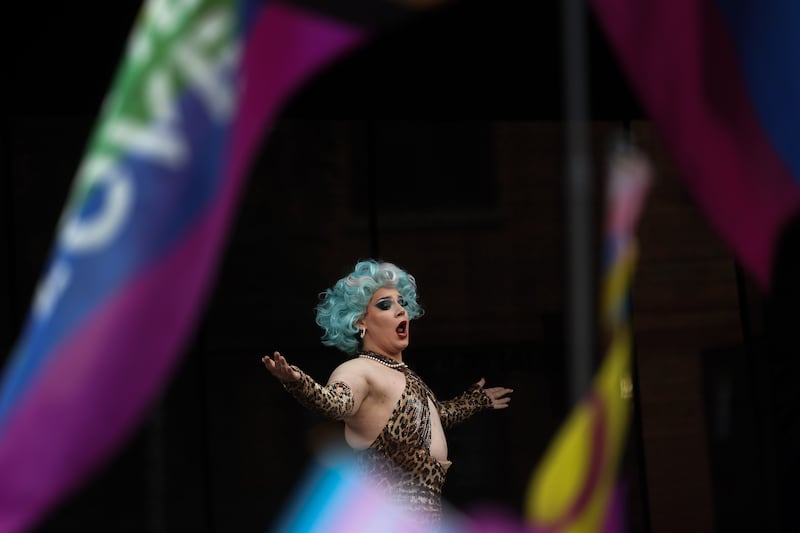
[358,352,407,370]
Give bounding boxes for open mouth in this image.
[396,321,408,338]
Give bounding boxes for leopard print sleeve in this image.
[282,366,355,421]
[437,382,493,429]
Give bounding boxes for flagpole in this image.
[562,0,594,403]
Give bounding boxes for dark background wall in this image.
[2,1,778,532]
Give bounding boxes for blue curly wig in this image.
[315,260,423,354]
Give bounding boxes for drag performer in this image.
[262,259,512,525]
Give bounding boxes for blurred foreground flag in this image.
[591,0,800,290]
[0,0,401,530]
[272,450,453,533]
[524,140,652,532]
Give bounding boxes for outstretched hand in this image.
[475,378,513,409]
[262,351,301,382]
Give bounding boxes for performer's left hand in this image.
[475,378,513,409]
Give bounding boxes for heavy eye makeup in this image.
[375,297,407,311]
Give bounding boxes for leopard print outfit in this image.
[283,352,492,526]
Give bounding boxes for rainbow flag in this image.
[524,143,652,532]
[0,0,377,530]
[590,0,800,291]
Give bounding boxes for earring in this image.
[359,328,366,339]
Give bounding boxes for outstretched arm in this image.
[438,378,513,429]
[262,351,365,421]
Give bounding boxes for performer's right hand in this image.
[262,351,301,382]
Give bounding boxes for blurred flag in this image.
[590,0,800,290]
[523,139,652,532]
[271,449,451,533]
[0,0,462,529]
